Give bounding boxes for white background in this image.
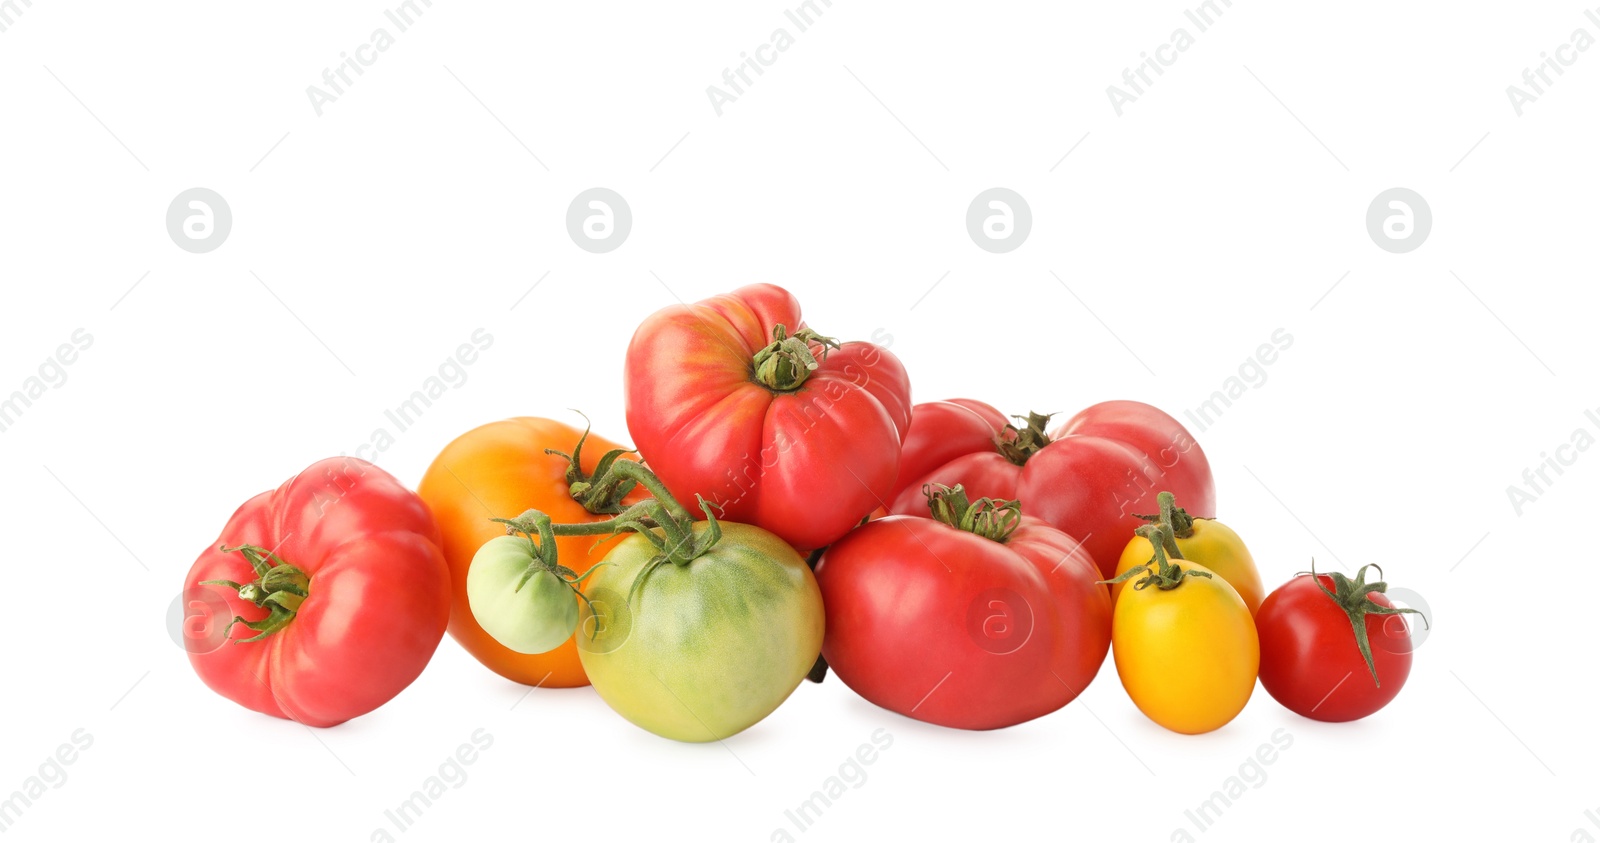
[2,1,1595,840]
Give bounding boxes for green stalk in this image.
[994,412,1054,466]
[200,544,312,643]
[1135,490,1197,538]
[924,484,1022,542]
[491,460,723,609]
[750,324,839,392]
[1309,562,1429,687]
[1099,524,1211,591]
[543,414,640,515]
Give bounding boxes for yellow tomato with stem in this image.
[1109,524,1258,735]
[1112,491,1264,614]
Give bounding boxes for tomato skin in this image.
[467,536,581,655]
[1256,574,1413,722]
[888,399,1214,578]
[576,522,824,742]
[889,399,1008,495]
[1113,518,1264,614]
[815,514,1111,731]
[183,458,450,727]
[1111,562,1257,734]
[1052,400,1214,504]
[417,418,645,688]
[623,284,912,551]
[1048,401,1215,575]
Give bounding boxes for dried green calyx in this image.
[925,483,1021,542]
[200,544,311,643]
[751,324,839,391]
[994,412,1054,466]
[1310,562,1429,687]
[1100,523,1212,591]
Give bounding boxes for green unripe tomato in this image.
[467,535,579,655]
[577,521,824,743]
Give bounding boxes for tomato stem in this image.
[805,653,830,684]
[1308,562,1429,687]
[924,483,1021,542]
[750,324,839,392]
[606,460,696,525]
[1135,490,1197,538]
[493,461,724,610]
[1100,524,1210,591]
[544,413,640,515]
[200,544,311,643]
[493,510,612,635]
[993,412,1053,466]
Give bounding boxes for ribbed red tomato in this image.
[888,399,1213,577]
[624,284,912,551]
[182,457,450,727]
[815,486,1111,730]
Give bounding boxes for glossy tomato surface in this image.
[1111,561,1257,735]
[577,521,824,742]
[624,284,912,551]
[815,514,1111,730]
[418,418,645,687]
[889,399,1214,577]
[1256,573,1415,722]
[183,457,450,727]
[467,535,582,655]
[888,398,1008,494]
[1113,516,1264,615]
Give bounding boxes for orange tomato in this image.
[418,418,643,687]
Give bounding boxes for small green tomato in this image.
[467,535,580,654]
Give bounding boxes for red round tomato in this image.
[887,398,1008,494]
[624,284,912,551]
[182,457,451,727]
[888,399,1213,578]
[815,486,1111,730]
[1256,566,1424,722]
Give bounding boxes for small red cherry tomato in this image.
[1256,565,1426,722]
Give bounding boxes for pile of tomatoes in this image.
[180,283,1425,738]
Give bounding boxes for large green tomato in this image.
[577,521,824,742]
[467,535,580,655]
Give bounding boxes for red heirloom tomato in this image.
[888,399,1008,494]
[1256,565,1426,722]
[815,485,1112,730]
[624,283,912,551]
[888,399,1213,578]
[182,457,451,727]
